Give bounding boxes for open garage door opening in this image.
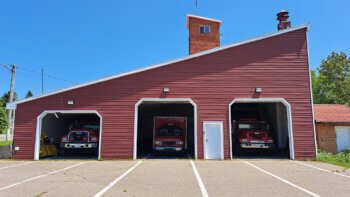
[230,100,292,159]
[36,111,101,160]
[136,101,195,159]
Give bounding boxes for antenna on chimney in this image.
[195,0,198,15]
[277,10,291,30]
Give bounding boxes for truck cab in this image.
[153,117,187,152]
[234,120,274,149]
[154,125,184,151]
[60,129,99,155]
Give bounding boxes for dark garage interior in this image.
[231,102,290,158]
[137,102,195,159]
[40,113,100,159]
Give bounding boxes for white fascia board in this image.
[187,14,222,23]
[7,23,309,108]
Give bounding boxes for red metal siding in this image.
[13,28,316,160]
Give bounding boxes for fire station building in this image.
[7,12,317,160]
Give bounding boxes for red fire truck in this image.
[60,123,99,155]
[153,117,187,152]
[234,119,274,149]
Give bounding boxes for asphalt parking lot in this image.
[0,159,349,197]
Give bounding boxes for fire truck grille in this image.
[162,141,177,145]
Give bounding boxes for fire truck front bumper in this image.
[154,146,183,151]
[60,142,98,149]
[240,143,274,149]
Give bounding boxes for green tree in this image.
[0,98,8,134]
[25,90,33,98]
[310,69,322,104]
[316,51,350,105]
[1,91,18,107]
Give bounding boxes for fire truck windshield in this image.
[157,127,182,137]
[238,123,265,130]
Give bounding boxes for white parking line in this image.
[242,160,320,197]
[291,160,350,179]
[0,161,35,170]
[190,160,208,197]
[0,162,85,191]
[94,161,142,197]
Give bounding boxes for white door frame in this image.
[203,121,224,160]
[228,98,295,160]
[35,110,102,160]
[134,98,197,160]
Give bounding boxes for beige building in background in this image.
[314,104,350,153]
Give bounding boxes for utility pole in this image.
[6,64,16,141]
[41,68,44,93]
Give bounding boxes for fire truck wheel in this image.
[60,149,66,156]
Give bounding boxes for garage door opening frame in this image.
[35,110,102,160]
[228,98,295,160]
[134,98,198,160]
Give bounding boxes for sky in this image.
[1,0,349,99]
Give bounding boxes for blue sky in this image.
[1,0,349,99]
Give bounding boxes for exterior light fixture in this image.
[67,100,74,105]
[255,88,262,93]
[163,88,170,93]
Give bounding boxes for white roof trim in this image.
[187,14,222,23]
[6,23,309,108]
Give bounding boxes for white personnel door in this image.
[335,126,350,152]
[203,121,223,159]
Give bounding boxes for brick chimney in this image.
[277,10,291,30]
[187,15,222,55]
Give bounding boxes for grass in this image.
[0,140,12,146]
[315,149,350,169]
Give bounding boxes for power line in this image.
[0,64,11,73]
[16,65,75,84]
[0,67,10,73]
[16,69,43,81]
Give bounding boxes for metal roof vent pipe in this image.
[277,10,291,30]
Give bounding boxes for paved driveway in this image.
[0,159,349,196]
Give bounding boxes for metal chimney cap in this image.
[277,10,289,17]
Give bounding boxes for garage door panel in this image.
[335,126,350,152]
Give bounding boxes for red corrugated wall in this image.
[12,28,316,160]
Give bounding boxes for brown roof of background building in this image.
[314,104,350,123]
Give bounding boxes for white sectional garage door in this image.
[335,126,350,152]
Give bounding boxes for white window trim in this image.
[134,98,197,160]
[34,110,102,160]
[199,25,210,34]
[203,121,224,160]
[228,98,295,160]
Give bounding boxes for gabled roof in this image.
[314,104,350,124]
[6,23,309,109]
